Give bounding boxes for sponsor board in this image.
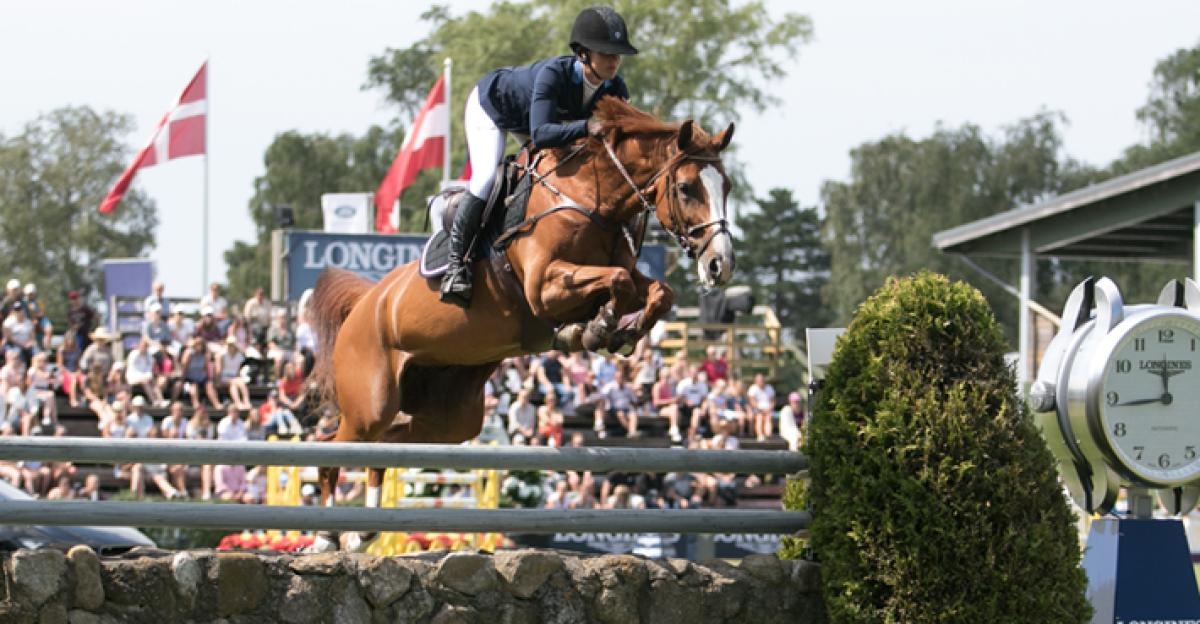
[281,230,666,301]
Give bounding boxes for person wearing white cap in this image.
[125,338,165,406]
[143,280,169,320]
[21,284,50,351]
[1,279,22,317]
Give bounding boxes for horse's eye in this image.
[675,181,696,198]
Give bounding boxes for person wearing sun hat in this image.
[1,278,22,317]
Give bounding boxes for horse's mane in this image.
[592,97,679,137]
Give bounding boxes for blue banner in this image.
[283,230,666,302]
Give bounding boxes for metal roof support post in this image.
[1194,199,1199,280]
[1018,228,1033,392]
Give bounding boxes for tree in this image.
[734,188,830,337]
[0,106,157,324]
[822,113,1089,339]
[1122,39,1200,170]
[223,126,401,300]
[363,0,813,294]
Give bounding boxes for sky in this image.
[2,0,1199,298]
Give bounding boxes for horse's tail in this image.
[309,268,373,414]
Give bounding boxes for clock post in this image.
[1031,277,1200,623]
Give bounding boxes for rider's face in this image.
[583,51,622,82]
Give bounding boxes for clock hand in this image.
[1116,396,1164,406]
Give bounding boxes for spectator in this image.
[142,303,172,351]
[65,291,96,352]
[778,391,805,452]
[159,401,192,497]
[143,280,170,319]
[199,282,229,325]
[214,404,247,501]
[651,367,682,443]
[632,348,658,412]
[699,345,729,384]
[216,337,253,410]
[309,407,339,441]
[591,353,617,387]
[601,368,639,438]
[55,328,83,407]
[167,310,193,357]
[261,390,302,437]
[224,313,251,351]
[24,352,57,434]
[104,363,132,405]
[747,373,776,442]
[534,350,568,404]
[180,337,222,408]
[79,328,116,387]
[193,307,224,351]
[676,368,709,440]
[126,338,165,406]
[125,396,182,499]
[276,353,307,420]
[0,279,22,317]
[98,400,128,438]
[705,379,744,440]
[606,484,645,509]
[242,287,272,348]
[507,388,537,442]
[23,284,51,351]
[185,404,216,500]
[3,301,38,366]
[563,351,591,405]
[295,308,316,377]
[0,349,27,435]
[537,390,564,447]
[266,310,295,381]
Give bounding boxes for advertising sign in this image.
[281,230,666,302]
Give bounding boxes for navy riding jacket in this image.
[476,55,630,149]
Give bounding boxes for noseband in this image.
[600,139,729,259]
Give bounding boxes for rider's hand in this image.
[586,117,605,137]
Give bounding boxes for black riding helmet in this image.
[569,6,638,56]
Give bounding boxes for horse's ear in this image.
[677,120,695,151]
[713,122,735,152]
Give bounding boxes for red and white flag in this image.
[99,61,208,214]
[375,76,448,233]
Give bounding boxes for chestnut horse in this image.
[306,97,735,550]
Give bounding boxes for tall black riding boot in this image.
[440,193,487,308]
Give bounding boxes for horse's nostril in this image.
[708,258,722,276]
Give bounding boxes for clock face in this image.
[1096,311,1200,486]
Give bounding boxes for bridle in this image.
[599,138,729,259]
[497,130,730,261]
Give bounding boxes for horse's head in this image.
[589,97,737,288]
[657,120,736,288]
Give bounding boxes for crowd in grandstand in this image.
[0,278,807,512]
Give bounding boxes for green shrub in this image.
[798,272,1089,623]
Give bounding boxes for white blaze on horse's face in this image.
[696,165,734,288]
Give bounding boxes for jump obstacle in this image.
[0,437,810,537]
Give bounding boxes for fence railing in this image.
[0,437,809,535]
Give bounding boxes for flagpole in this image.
[201,57,211,290]
[442,57,452,187]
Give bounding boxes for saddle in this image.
[418,152,534,279]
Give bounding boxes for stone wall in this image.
[1,547,825,623]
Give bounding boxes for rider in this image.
[440,6,639,308]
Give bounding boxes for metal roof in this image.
[933,150,1200,262]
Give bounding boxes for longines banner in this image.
[282,230,667,301]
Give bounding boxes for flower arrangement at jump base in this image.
[216,530,315,552]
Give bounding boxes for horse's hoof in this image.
[553,323,585,352]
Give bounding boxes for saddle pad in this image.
[418,230,453,278]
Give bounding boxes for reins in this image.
[493,132,728,260]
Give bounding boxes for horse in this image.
[306,96,736,551]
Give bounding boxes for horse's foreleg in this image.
[603,273,675,354]
[528,261,640,352]
[339,467,386,552]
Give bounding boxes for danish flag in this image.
[375,76,448,233]
[99,62,208,214]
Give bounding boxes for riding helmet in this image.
[569,6,639,56]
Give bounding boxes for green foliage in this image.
[735,187,831,338]
[223,127,402,300]
[803,272,1089,623]
[822,114,1086,334]
[0,106,158,323]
